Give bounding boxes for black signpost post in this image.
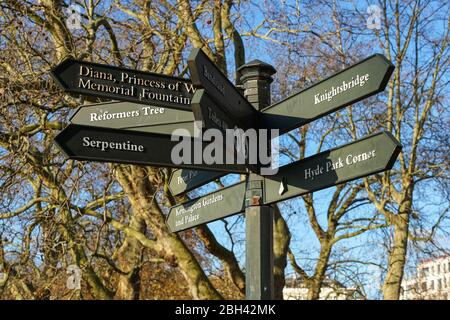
[52,49,400,301]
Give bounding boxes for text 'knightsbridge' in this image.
[314,73,370,105]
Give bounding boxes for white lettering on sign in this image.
[141,106,165,115]
[79,66,114,81]
[139,88,190,105]
[177,170,199,185]
[203,65,225,95]
[304,149,376,181]
[88,106,165,122]
[76,65,194,106]
[79,78,135,97]
[82,136,144,152]
[208,107,229,131]
[314,74,370,105]
[173,193,224,227]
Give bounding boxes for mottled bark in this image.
[196,225,245,297]
[273,207,290,299]
[115,166,222,299]
[114,214,146,300]
[307,241,333,300]
[382,193,411,300]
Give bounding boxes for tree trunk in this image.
[307,241,332,300]
[115,166,222,299]
[114,214,146,300]
[382,211,409,300]
[273,207,290,299]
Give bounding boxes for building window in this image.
[438,279,442,290]
[430,280,434,291]
[421,282,427,291]
[421,267,429,277]
[437,265,440,274]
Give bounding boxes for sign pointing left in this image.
[54,124,248,173]
[51,59,195,111]
[70,101,196,136]
[166,180,247,233]
[169,169,226,196]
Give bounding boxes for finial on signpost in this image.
[238,60,276,110]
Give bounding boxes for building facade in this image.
[401,256,450,300]
[283,276,364,300]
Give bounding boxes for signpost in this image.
[70,101,196,136]
[261,54,395,134]
[263,131,402,205]
[51,59,195,111]
[52,48,400,301]
[168,169,227,196]
[166,181,247,233]
[54,124,248,173]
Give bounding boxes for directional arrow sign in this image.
[191,89,239,134]
[54,124,248,173]
[169,169,227,196]
[262,54,394,134]
[188,48,260,130]
[51,59,195,111]
[191,88,256,170]
[166,181,247,232]
[263,131,401,205]
[70,101,196,136]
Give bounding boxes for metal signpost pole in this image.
[238,60,277,300]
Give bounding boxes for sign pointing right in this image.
[262,54,394,134]
[263,131,401,205]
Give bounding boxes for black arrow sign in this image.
[54,124,249,173]
[262,54,394,134]
[51,59,195,111]
[188,48,260,130]
[263,131,402,204]
[191,88,267,174]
